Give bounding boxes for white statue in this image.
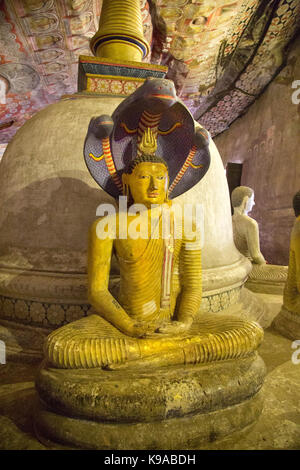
[231,186,266,265]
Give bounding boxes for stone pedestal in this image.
[34,353,266,450]
[242,264,288,328]
[272,306,300,341]
[246,264,287,295]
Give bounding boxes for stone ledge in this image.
[34,353,266,449]
[34,390,264,450]
[36,353,265,422]
[272,306,300,340]
[246,264,288,295]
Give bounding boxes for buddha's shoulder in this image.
[233,213,256,223]
[90,212,133,238]
[246,215,258,228]
[243,215,258,228]
[90,213,117,229]
[90,213,119,241]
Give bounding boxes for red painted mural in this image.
[0,0,299,145]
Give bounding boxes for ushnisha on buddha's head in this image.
[231,186,255,215]
[293,190,300,218]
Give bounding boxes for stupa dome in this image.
[0,95,120,274]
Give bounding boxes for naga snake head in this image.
[88,115,114,140]
[139,78,178,114]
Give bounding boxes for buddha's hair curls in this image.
[124,153,168,175]
[293,190,300,217]
[231,186,254,208]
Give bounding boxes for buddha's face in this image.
[123,162,168,207]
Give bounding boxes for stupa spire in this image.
[90,0,150,62]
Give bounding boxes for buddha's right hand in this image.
[120,320,157,338]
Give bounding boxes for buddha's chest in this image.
[114,237,164,262]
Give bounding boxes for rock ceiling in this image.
[0,0,299,146]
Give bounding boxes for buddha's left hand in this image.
[155,321,191,336]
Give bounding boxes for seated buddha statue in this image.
[231,186,287,297]
[231,186,266,265]
[282,190,300,315]
[44,79,263,370]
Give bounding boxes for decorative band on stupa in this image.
[91,35,149,60]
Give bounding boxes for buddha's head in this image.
[122,154,169,208]
[231,186,255,215]
[293,190,300,218]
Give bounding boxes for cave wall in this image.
[214,35,300,266]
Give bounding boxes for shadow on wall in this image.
[0,176,116,273]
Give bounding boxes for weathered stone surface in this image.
[34,392,264,450]
[36,353,265,423]
[199,343,300,450]
[0,415,46,450]
[0,321,49,362]
[0,381,46,450]
[217,286,271,328]
[272,306,300,341]
[251,293,283,328]
[246,264,288,295]
[0,329,299,450]
[34,353,266,449]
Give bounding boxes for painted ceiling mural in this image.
[0,0,299,145]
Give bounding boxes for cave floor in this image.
[0,327,299,451]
